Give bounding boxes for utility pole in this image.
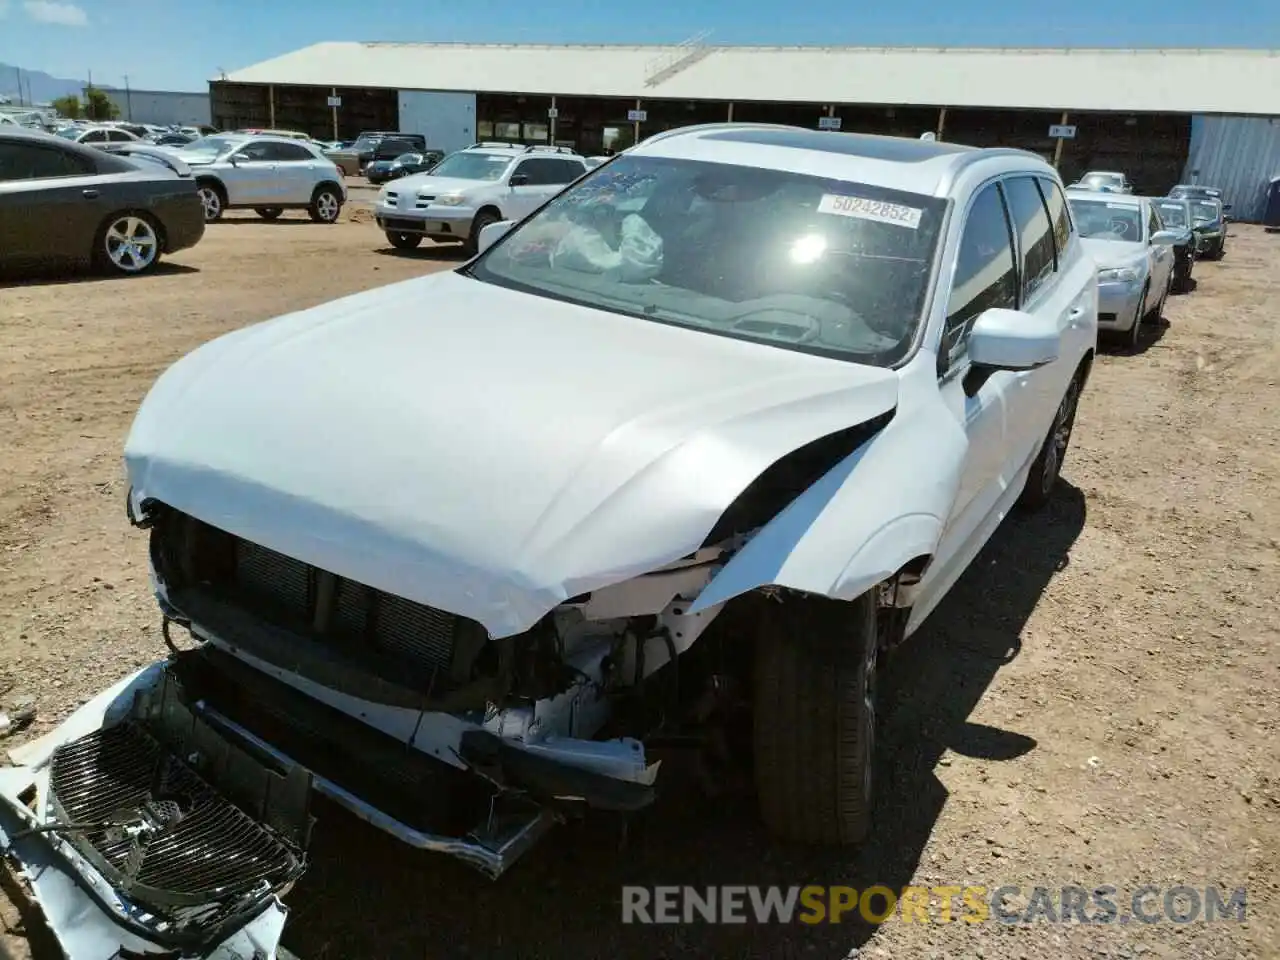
[123,74,132,121]
[13,67,22,106]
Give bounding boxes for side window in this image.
[1147,205,1161,240]
[0,142,96,181]
[82,130,106,143]
[511,158,544,185]
[236,141,273,161]
[546,158,585,184]
[107,130,132,142]
[1037,177,1073,262]
[1002,176,1057,303]
[270,142,314,161]
[942,181,1018,371]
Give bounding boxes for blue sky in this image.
[1,0,1277,92]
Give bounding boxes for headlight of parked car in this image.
[1098,267,1140,283]
[431,193,467,206]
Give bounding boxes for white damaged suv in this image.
[0,125,1097,957]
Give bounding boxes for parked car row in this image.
[1063,175,1230,348]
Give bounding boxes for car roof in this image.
[630,123,1047,197]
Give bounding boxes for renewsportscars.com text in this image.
[621,884,1247,925]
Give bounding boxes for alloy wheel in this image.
[103,216,159,274]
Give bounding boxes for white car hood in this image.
[1080,237,1147,270]
[386,174,498,195]
[124,271,899,637]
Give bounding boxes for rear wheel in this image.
[753,592,878,845]
[308,186,342,224]
[94,213,162,276]
[255,207,284,220]
[386,231,422,250]
[1019,373,1081,510]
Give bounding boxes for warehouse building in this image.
[104,88,211,127]
[210,43,1280,220]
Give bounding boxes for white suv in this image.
[169,133,347,223]
[375,142,589,252]
[3,125,1098,957]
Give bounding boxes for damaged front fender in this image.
[690,389,968,611]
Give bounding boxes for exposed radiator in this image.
[228,537,463,679]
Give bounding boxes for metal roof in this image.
[220,43,1280,116]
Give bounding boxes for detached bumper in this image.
[1097,280,1144,330]
[0,666,293,960]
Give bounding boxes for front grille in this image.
[48,721,303,912]
[381,216,423,232]
[1099,312,1117,322]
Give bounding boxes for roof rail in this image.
[466,141,519,149]
[523,144,579,155]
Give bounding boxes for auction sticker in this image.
[818,194,923,229]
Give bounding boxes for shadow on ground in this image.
[0,262,198,288]
[278,483,1087,959]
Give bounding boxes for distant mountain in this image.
[0,62,115,105]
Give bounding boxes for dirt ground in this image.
[1,211,1277,960]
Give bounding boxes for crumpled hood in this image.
[1081,237,1147,270]
[124,271,899,637]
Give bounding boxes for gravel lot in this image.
[1,212,1277,959]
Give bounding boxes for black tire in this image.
[255,207,284,220]
[466,209,501,256]
[1143,275,1168,325]
[1212,241,1226,261]
[753,591,879,845]
[386,231,422,250]
[308,185,343,224]
[196,181,225,222]
[1126,286,1146,349]
[1019,373,1081,510]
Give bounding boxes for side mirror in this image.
[509,173,529,186]
[476,219,515,256]
[968,308,1062,373]
[1150,229,1180,245]
[228,154,243,166]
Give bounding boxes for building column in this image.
[727,101,733,122]
[549,95,557,144]
[1052,111,1070,169]
[268,84,276,128]
[936,106,948,140]
[633,97,642,145]
[330,87,339,140]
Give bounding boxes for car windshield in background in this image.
[181,136,239,156]
[1156,203,1188,228]
[428,151,513,181]
[1068,198,1144,241]
[468,155,947,367]
[55,127,81,139]
[393,153,420,165]
[1081,174,1124,190]
[1191,201,1220,223]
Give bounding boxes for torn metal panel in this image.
[124,270,899,639]
[691,376,968,612]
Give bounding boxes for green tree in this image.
[51,94,81,119]
[83,86,119,121]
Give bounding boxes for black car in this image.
[364,150,444,185]
[1168,183,1224,203]
[1152,197,1197,291]
[351,131,427,169]
[1186,197,1229,260]
[0,127,205,276]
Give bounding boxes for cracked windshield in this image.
[470,156,947,365]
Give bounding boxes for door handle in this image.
[82,189,99,199]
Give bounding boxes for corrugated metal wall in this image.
[1184,115,1280,222]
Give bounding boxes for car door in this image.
[506,158,550,220]
[221,139,275,205]
[997,175,1083,462]
[0,138,102,267]
[915,179,1019,617]
[267,141,321,204]
[1145,202,1174,300]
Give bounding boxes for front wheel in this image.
[196,183,224,222]
[465,210,501,256]
[753,592,879,845]
[308,186,342,224]
[1019,373,1081,510]
[255,207,284,220]
[386,231,422,250]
